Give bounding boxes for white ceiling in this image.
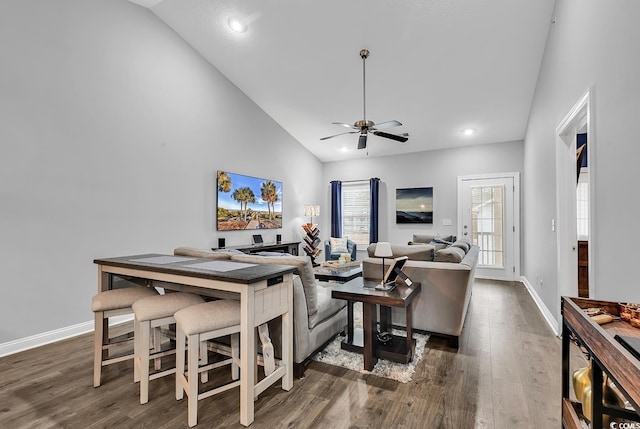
[130,0,555,162]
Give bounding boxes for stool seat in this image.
[133,292,205,322]
[92,286,159,387]
[133,292,206,405]
[174,300,241,335]
[92,286,159,312]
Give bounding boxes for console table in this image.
[331,279,421,371]
[94,254,296,427]
[562,296,640,429]
[212,241,300,256]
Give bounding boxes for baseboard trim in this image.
[520,276,560,336]
[0,315,133,358]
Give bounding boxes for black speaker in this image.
[276,234,282,243]
[218,238,225,248]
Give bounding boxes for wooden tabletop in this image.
[331,278,421,308]
[94,253,296,284]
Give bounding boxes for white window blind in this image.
[342,182,370,246]
[577,168,589,240]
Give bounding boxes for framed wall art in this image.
[216,171,282,230]
[396,187,433,224]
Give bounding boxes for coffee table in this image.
[331,278,421,371]
[313,264,362,282]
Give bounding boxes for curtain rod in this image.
[330,178,379,184]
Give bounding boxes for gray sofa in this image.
[363,238,479,347]
[173,247,347,377]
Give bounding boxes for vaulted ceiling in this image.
[130,0,556,162]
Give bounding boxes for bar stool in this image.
[131,292,206,404]
[92,286,159,387]
[174,300,241,427]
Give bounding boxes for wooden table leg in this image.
[406,302,414,359]
[363,303,377,371]
[240,287,255,427]
[346,301,354,343]
[379,305,391,333]
[281,278,293,391]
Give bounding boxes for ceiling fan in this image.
[321,49,409,150]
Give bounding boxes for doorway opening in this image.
[555,88,593,329]
[458,173,520,281]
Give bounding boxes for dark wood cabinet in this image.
[212,241,299,256]
[562,296,640,429]
[578,240,589,298]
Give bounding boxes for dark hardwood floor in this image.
[0,279,579,428]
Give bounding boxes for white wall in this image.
[0,0,322,344]
[524,0,640,320]
[322,141,524,249]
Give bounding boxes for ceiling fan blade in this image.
[372,120,402,130]
[373,131,409,142]
[320,131,358,141]
[357,134,367,149]
[332,122,357,129]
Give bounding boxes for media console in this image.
[212,241,300,256]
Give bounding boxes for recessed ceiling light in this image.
[462,128,475,136]
[228,18,247,33]
[340,147,349,152]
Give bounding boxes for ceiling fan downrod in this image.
[360,49,369,127]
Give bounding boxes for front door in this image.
[458,174,520,281]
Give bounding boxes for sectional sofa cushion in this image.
[412,234,438,244]
[308,283,348,329]
[434,246,466,263]
[367,243,434,261]
[229,254,319,317]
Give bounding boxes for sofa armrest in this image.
[267,275,312,364]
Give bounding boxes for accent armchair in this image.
[324,238,357,262]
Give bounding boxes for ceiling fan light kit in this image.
[321,49,409,150]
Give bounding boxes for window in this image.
[471,185,504,268]
[577,168,589,239]
[342,182,370,246]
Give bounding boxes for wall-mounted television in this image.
[216,171,282,231]
[396,187,433,224]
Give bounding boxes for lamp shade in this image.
[304,205,320,217]
[374,242,393,258]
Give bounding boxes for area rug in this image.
[311,302,428,383]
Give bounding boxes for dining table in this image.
[94,253,296,427]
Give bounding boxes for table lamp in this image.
[374,242,393,285]
[304,204,320,225]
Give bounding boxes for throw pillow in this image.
[429,240,449,252]
[412,234,437,244]
[438,235,455,242]
[432,238,453,245]
[330,237,348,253]
[434,247,466,263]
[451,240,471,253]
